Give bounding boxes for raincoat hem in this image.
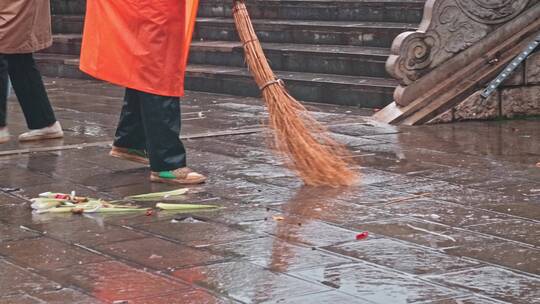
[79,64,185,98]
[0,39,52,54]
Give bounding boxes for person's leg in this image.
[136,89,205,184]
[110,88,149,164]
[0,55,9,143]
[0,55,8,128]
[139,90,186,171]
[6,53,57,129]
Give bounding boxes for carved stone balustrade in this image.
[387,0,537,106]
[375,0,540,125]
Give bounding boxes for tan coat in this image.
[0,0,52,54]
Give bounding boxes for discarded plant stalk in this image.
[33,199,143,214]
[232,0,358,187]
[39,191,89,203]
[30,191,219,214]
[126,188,189,200]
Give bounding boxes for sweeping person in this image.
[79,0,206,185]
[0,0,64,144]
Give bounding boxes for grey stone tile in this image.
[425,266,540,304]
[292,263,459,304]
[326,238,480,275]
[173,261,328,303]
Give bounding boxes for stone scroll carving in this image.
[386,0,532,91]
[457,0,530,24]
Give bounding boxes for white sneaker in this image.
[18,121,64,142]
[0,127,10,144]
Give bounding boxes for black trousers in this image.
[114,88,187,172]
[0,53,57,129]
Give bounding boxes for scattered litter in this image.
[409,213,442,220]
[172,216,203,223]
[31,193,142,214]
[388,193,431,203]
[40,191,88,203]
[1,187,20,192]
[29,191,219,216]
[272,215,285,221]
[406,224,456,242]
[72,208,85,215]
[31,198,67,211]
[356,231,369,240]
[156,203,218,211]
[530,189,540,193]
[314,208,322,212]
[149,254,162,259]
[125,188,189,201]
[19,225,38,233]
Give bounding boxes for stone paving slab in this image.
[0,77,539,303]
[172,261,328,303]
[325,238,480,275]
[290,263,460,303]
[425,266,540,304]
[207,237,354,272]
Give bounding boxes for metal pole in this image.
[481,32,540,99]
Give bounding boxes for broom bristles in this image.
[232,0,359,187]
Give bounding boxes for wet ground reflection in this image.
[0,78,538,303]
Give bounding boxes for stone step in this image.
[195,18,416,47]
[200,0,424,23]
[190,41,391,78]
[186,64,397,107]
[42,34,82,56]
[51,0,425,23]
[52,15,85,34]
[35,53,397,107]
[43,35,391,78]
[51,15,416,48]
[50,0,85,15]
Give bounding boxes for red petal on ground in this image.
[356,231,369,240]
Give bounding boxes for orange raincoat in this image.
[79,0,199,97]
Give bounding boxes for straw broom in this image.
[231,0,359,187]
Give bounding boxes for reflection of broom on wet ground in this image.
[232,0,359,187]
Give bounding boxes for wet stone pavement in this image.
[0,77,539,304]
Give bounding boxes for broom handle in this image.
[232,0,282,90]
